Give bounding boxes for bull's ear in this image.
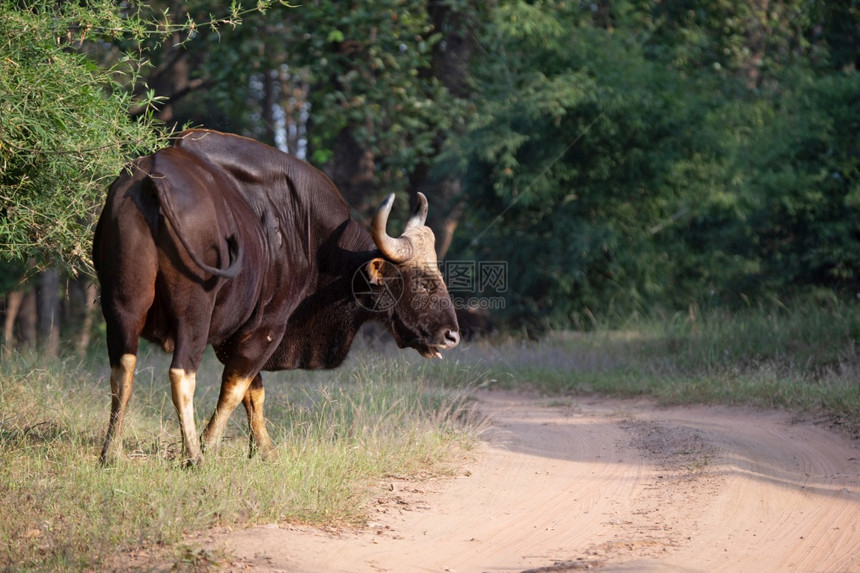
[366,258,388,286]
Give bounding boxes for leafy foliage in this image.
[0,0,287,273]
[1,0,858,331]
[0,1,163,273]
[739,71,860,293]
[443,0,860,329]
[194,0,461,193]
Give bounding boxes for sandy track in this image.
[201,390,860,572]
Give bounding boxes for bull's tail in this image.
[147,175,243,279]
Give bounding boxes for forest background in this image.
[1,0,859,353]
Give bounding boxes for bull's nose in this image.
[443,329,460,348]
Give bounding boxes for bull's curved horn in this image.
[404,192,428,232]
[371,193,414,263]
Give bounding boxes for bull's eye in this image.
[414,279,436,294]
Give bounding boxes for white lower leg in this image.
[169,368,201,464]
[202,374,252,452]
[100,353,137,463]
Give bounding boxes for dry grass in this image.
[453,302,860,434]
[4,301,859,570]
[0,344,484,571]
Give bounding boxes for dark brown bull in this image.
[93,129,460,465]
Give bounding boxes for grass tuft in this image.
[4,301,858,569]
[0,346,484,570]
[456,301,860,434]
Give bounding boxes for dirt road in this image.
[201,390,860,572]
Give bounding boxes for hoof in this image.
[249,444,278,462]
[260,447,279,462]
[182,454,204,469]
[99,445,122,466]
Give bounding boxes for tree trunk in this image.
[37,269,61,356]
[65,276,98,356]
[412,0,478,258]
[279,66,309,158]
[18,289,37,348]
[262,68,277,146]
[436,198,465,260]
[328,128,378,218]
[3,290,24,350]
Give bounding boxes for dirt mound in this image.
[196,390,860,572]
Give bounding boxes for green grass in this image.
[4,300,860,570]
[0,346,483,571]
[464,301,860,433]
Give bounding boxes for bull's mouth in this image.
[417,344,444,359]
[395,326,460,360]
[416,339,459,360]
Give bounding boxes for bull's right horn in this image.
[371,193,414,263]
[404,192,429,231]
